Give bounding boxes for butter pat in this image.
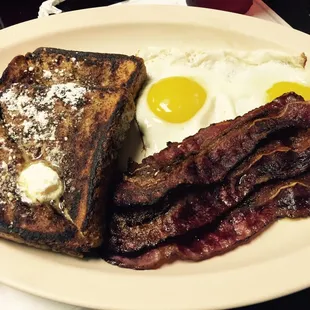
[18,162,63,204]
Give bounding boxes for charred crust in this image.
[68,191,82,221]
[16,227,76,243]
[83,93,134,231]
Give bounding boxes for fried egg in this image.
[134,48,309,162]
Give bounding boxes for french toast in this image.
[0,47,146,98]
[0,47,147,256]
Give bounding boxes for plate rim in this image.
[1,5,310,310]
[0,4,309,49]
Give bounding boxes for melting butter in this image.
[18,161,63,204]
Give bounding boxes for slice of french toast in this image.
[0,48,147,256]
[0,47,146,99]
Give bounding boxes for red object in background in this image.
[186,0,253,14]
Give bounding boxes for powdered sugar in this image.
[0,79,89,210]
[1,88,32,113]
[45,143,65,167]
[45,83,86,107]
[0,82,87,143]
[0,135,19,205]
[43,70,52,79]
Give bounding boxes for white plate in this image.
[1,5,310,310]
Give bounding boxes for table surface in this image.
[0,1,310,309]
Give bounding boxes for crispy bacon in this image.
[114,93,305,206]
[109,129,310,253]
[128,120,232,174]
[106,172,310,270]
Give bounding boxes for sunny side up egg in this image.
[134,48,309,162]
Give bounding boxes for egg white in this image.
[134,48,310,162]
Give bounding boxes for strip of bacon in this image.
[109,129,310,253]
[106,172,310,270]
[114,93,304,206]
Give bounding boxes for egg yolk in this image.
[147,76,207,123]
[266,81,310,102]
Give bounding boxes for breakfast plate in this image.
[1,5,310,310]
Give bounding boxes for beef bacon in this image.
[109,129,310,253]
[107,172,310,270]
[114,93,305,206]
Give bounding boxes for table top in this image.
[0,1,309,309]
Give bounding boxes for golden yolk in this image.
[147,76,207,123]
[266,81,310,102]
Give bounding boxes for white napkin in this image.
[38,0,65,18]
[2,1,290,310]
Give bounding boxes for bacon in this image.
[109,129,310,253]
[106,172,310,270]
[114,93,305,206]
